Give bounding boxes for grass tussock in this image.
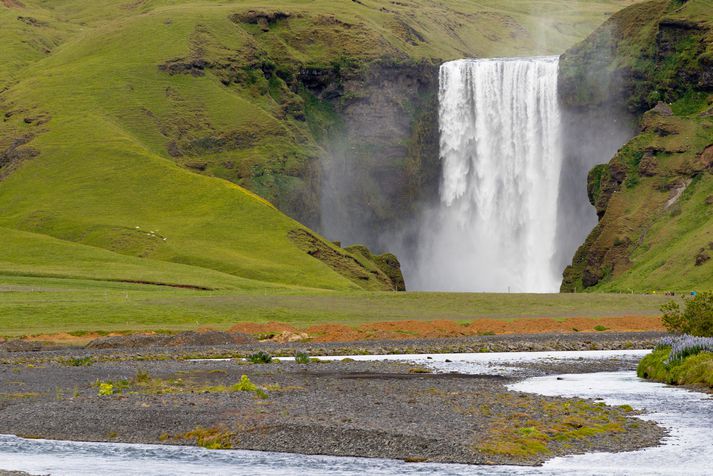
[109,370,272,399]
[477,397,629,459]
[181,426,236,450]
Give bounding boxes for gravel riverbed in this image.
[0,335,665,467]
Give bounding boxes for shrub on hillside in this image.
[661,292,713,336]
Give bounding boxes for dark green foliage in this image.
[587,164,609,205]
[248,351,273,364]
[294,351,311,364]
[661,291,713,336]
[671,90,710,116]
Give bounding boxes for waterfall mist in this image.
[410,57,564,292]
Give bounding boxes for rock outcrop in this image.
[559,0,713,292]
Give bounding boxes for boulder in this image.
[650,101,673,116]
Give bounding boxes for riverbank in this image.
[0,346,664,467]
[638,347,713,391]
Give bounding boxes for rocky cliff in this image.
[559,0,713,292]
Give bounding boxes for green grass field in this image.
[0,0,656,336]
[0,274,669,337]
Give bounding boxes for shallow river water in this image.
[1,350,710,475]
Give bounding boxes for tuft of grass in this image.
[182,426,235,450]
[593,325,609,332]
[231,374,258,392]
[98,383,114,397]
[294,352,310,364]
[0,392,41,399]
[231,374,268,399]
[408,366,432,374]
[134,369,151,384]
[60,356,94,367]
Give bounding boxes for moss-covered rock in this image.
[288,229,398,291]
[345,244,406,291]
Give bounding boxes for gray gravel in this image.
[0,349,664,466]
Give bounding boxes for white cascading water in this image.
[413,57,564,292]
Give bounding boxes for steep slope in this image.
[0,1,410,291]
[559,0,713,292]
[0,0,642,291]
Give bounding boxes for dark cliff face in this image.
[558,0,713,292]
[306,59,441,253]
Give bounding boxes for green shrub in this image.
[231,374,257,392]
[248,351,273,364]
[294,352,310,364]
[230,374,268,399]
[661,292,713,336]
[593,325,609,332]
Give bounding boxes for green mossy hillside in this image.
[560,0,713,293]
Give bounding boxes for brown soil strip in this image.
[17,315,664,346]
[232,315,664,343]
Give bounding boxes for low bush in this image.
[294,352,310,364]
[98,382,114,396]
[247,351,273,364]
[231,374,268,399]
[661,292,713,336]
[638,339,713,387]
[95,378,130,396]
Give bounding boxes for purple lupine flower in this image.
[658,335,713,363]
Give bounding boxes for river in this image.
[1,350,709,475]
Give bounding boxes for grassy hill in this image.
[0,0,640,296]
[560,0,713,293]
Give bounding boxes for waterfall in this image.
[413,57,564,293]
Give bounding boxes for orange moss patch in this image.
[17,316,664,345]
[278,315,662,342]
[227,322,297,335]
[304,324,363,342]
